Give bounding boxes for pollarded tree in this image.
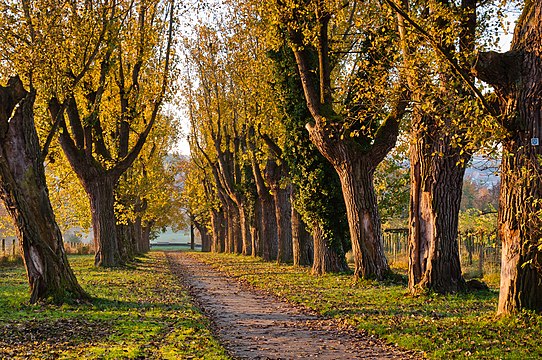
[473,1,542,314]
[269,45,349,273]
[392,0,474,293]
[48,0,176,267]
[384,0,504,293]
[264,0,409,279]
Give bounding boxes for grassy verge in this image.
[192,252,542,359]
[0,252,230,360]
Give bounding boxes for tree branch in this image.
[381,0,498,118]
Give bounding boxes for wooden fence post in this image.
[478,231,484,276]
[2,238,4,257]
[12,239,16,257]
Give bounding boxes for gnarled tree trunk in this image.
[0,77,87,303]
[408,131,467,293]
[389,0,474,294]
[307,123,391,279]
[474,2,542,313]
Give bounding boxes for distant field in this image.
[151,228,200,245]
[151,244,200,252]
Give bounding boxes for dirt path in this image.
[166,252,417,360]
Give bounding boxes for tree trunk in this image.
[295,75,399,280]
[473,3,542,314]
[253,159,278,261]
[190,223,195,250]
[225,201,241,254]
[408,132,466,293]
[133,216,144,254]
[311,223,349,275]
[85,176,121,267]
[259,193,278,261]
[275,184,293,263]
[0,78,87,303]
[211,208,226,253]
[141,221,152,253]
[291,201,313,266]
[332,153,389,279]
[239,205,252,255]
[116,222,135,261]
[251,197,261,257]
[195,222,211,252]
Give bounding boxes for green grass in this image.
[192,252,542,359]
[0,253,230,360]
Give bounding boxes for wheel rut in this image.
[166,252,418,360]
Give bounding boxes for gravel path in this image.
[166,252,418,360]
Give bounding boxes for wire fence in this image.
[2,230,502,279]
[383,229,501,278]
[0,238,94,263]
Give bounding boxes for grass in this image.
[0,252,230,360]
[191,252,542,359]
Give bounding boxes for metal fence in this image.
[383,229,501,277]
[1,238,94,262]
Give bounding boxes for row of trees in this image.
[183,0,542,315]
[0,0,183,302]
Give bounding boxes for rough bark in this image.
[394,0,473,294]
[253,160,278,261]
[473,2,542,313]
[291,195,313,267]
[140,221,152,253]
[85,176,121,267]
[408,129,467,293]
[211,208,226,253]
[264,160,293,264]
[0,77,87,303]
[116,222,134,261]
[302,120,393,279]
[334,155,389,279]
[311,223,349,275]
